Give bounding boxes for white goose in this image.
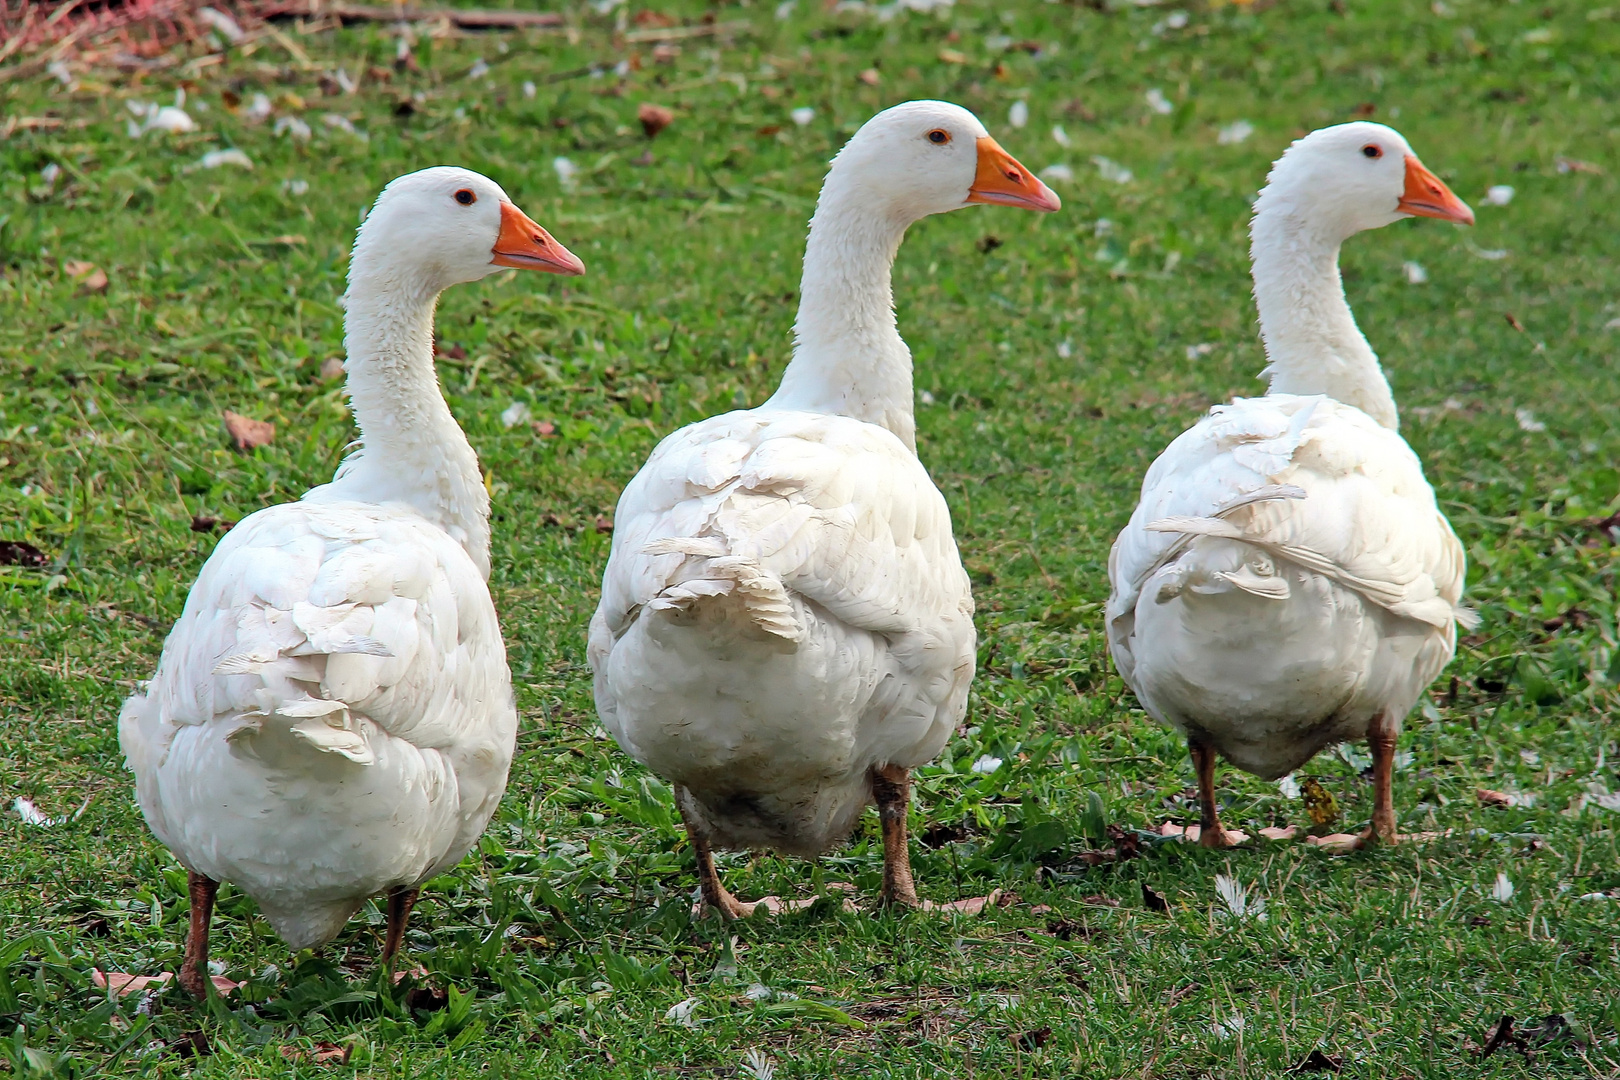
[1106,122,1476,848]
[590,101,1059,916]
[119,167,584,995]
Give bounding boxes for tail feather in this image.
[643,537,803,642]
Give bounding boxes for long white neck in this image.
[765,183,918,451]
[1249,197,1399,430]
[320,261,492,577]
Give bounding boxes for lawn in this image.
[2,0,1619,1075]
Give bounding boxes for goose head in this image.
[823,100,1061,222]
[1256,121,1473,238]
[352,166,585,295]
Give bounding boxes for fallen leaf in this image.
[1467,914,1491,927]
[594,515,614,534]
[1105,823,1141,860]
[857,68,881,86]
[66,261,109,294]
[977,235,1003,254]
[1080,894,1120,907]
[1479,1015,1526,1059]
[534,420,557,437]
[637,102,674,138]
[280,1042,354,1065]
[320,357,345,380]
[1477,788,1512,807]
[1505,312,1528,333]
[919,820,968,847]
[0,541,49,567]
[1142,883,1169,912]
[223,411,275,450]
[1166,982,1199,1004]
[405,985,448,1012]
[168,1030,212,1058]
[1303,832,1361,853]
[922,889,1003,915]
[190,515,219,533]
[1292,1049,1344,1073]
[1259,826,1299,841]
[1155,821,1187,838]
[1556,156,1602,174]
[1520,1013,1586,1051]
[1301,777,1339,827]
[74,915,112,937]
[1012,1026,1051,1052]
[92,969,172,996]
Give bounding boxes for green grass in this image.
[3,0,1619,1075]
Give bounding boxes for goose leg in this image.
[382,886,420,967]
[871,764,922,909]
[676,787,760,919]
[178,872,218,999]
[1190,737,1240,848]
[1363,714,1399,846]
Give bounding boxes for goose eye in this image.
[926,129,950,145]
[1361,144,1382,159]
[454,188,477,205]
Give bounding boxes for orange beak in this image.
[966,136,1061,213]
[491,201,586,275]
[1396,154,1474,226]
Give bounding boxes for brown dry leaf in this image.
[637,102,674,138]
[1304,832,1362,854]
[168,1030,212,1059]
[0,541,49,567]
[857,68,881,86]
[1166,982,1199,1005]
[92,969,172,996]
[1479,1015,1525,1059]
[281,1042,354,1065]
[1141,883,1169,912]
[923,889,1002,915]
[1292,1049,1344,1073]
[223,410,275,450]
[632,9,675,27]
[1557,156,1602,174]
[594,515,614,534]
[1012,1025,1051,1052]
[320,357,345,380]
[534,420,557,437]
[66,260,109,294]
[938,48,966,64]
[1259,825,1299,841]
[1477,788,1512,807]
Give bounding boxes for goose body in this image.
[119,167,584,991]
[1106,123,1475,846]
[593,408,974,857]
[590,100,1059,913]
